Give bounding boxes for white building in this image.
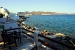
[0,7,9,18]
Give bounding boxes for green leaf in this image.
[0,25,4,30]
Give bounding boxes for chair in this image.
[4,22,22,43]
[1,31,17,50]
[13,31,21,43]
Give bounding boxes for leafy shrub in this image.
[0,13,3,18]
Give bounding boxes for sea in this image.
[24,15,75,36]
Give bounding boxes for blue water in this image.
[24,15,75,35]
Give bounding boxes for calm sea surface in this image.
[24,15,75,35]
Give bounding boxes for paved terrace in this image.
[0,35,47,50]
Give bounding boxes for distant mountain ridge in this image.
[17,11,72,16]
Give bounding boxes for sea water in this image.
[24,15,75,35]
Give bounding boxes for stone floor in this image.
[0,35,51,50]
[0,35,35,50]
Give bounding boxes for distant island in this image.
[17,11,75,16]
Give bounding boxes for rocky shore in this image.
[17,19,75,49]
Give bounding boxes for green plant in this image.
[0,25,4,30]
[0,13,3,18]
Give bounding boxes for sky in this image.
[0,0,75,13]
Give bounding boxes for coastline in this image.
[24,15,75,36]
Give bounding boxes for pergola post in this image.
[34,31,41,50]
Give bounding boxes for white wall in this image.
[0,7,9,18]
